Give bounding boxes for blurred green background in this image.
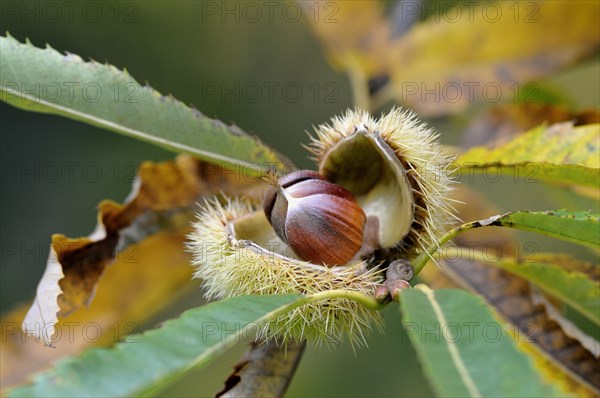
[1,1,598,397]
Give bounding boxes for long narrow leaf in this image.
[8,295,303,398]
[8,289,382,398]
[400,286,563,397]
[0,34,290,175]
[489,210,600,248]
[413,210,599,274]
[480,254,599,326]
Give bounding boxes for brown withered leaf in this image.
[22,154,265,345]
[1,227,194,392]
[463,105,600,149]
[304,1,600,114]
[530,289,600,357]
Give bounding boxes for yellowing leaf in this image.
[450,249,600,325]
[506,316,599,398]
[21,155,264,345]
[304,1,600,114]
[456,122,600,187]
[463,105,599,149]
[381,1,600,114]
[532,253,599,282]
[1,228,194,392]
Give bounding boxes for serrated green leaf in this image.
[413,210,600,274]
[456,123,600,187]
[7,295,303,398]
[458,252,600,326]
[496,258,600,326]
[432,254,600,395]
[400,286,563,397]
[0,34,290,175]
[7,289,383,398]
[488,210,600,249]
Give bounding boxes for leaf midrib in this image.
[1,86,264,172]
[418,285,482,398]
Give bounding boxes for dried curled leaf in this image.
[22,155,264,345]
[1,228,193,392]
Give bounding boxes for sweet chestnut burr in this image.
[190,108,455,346]
[263,170,367,266]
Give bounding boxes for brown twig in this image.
[216,340,306,398]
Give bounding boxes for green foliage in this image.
[456,123,600,188]
[482,255,600,325]
[0,34,289,176]
[1,1,599,396]
[8,295,303,398]
[412,210,600,274]
[492,210,600,249]
[400,286,563,397]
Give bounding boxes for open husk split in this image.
[189,108,455,346]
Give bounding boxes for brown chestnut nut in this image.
[263,170,366,267]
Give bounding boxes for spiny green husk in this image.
[189,108,457,346]
[309,107,458,257]
[188,198,384,347]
